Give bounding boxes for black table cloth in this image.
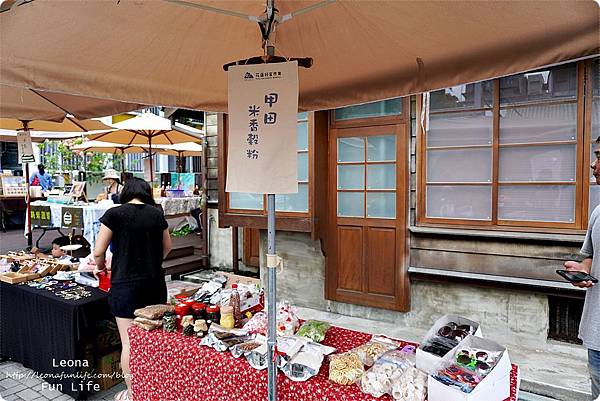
[0,281,111,399]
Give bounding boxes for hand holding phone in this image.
[558,261,597,288]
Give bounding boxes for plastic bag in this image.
[391,366,428,401]
[134,304,175,320]
[276,301,299,335]
[350,336,399,367]
[296,320,330,343]
[243,311,268,335]
[132,318,161,331]
[230,339,262,358]
[358,349,414,397]
[329,352,365,385]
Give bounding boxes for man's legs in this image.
[589,348,600,400]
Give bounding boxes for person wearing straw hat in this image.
[98,169,123,203]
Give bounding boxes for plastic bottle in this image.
[229,283,242,327]
[220,305,235,329]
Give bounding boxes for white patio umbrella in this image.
[149,142,203,173]
[87,113,202,181]
[70,140,149,173]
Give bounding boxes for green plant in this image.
[38,138,115,183]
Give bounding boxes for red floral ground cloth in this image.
[129,325,519,401]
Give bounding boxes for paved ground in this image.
[0,360,126,401]
[0,228,52,254]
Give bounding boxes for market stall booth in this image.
[121,271,521,401]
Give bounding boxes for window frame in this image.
[417,60,592,233]
[218,113,315,233]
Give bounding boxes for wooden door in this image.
[326,124,410,311]
[243,227,260,268]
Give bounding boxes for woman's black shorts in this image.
[108,279,167,319]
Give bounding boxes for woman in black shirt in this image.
[93,178,172,401]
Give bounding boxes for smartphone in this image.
[556,269,599,284]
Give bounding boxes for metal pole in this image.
[265,16,278,399]
[267,193,276,401]
[25,162,32,248]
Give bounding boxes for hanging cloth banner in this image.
[17,130,35,163]
[226,61,299,194]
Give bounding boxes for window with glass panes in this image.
[337,135,397,218]
[420,60,594,230]
[228,113,309,213]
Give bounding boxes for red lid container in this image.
[175,303,191,316]
[183,299,196,307]
[192,302,206,312]
[206,305,220,313]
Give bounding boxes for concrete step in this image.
[521,380,590,401]
[518,391,560,401]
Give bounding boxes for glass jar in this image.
[175,302,191,329]
[220,306,235,329]
[206,305,220,325]
[162,312,177,333]
[192,303,207,321]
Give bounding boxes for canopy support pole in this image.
[264,27,278,401]
[22,121,32,248]
[267,193,277,401]
[25,161,32,248]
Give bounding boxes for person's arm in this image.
[46,175,53,190]
[162,228,172,260]
[564,258,594,288]
[31,247,49,259]
[93,224,113,279]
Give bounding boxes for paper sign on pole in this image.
[226,61,299,194]
[17,130,35,163]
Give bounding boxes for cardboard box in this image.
[96,350,123,391]
[221,272,260,289]
[416,315,482,375]
[428,335,511,401]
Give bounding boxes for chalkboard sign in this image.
[61,207,84,229]
[30,205,52,227]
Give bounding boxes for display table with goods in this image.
[127,274,519,401]
[29,200,117,248]
[0,279,117,399]
[128,324,519,401]
[155,195,202,216]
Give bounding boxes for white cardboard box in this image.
[416,314,482,375]
[428,335,511,401]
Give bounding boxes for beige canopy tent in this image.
[0,1,597,112]
[0,84,144,122]
[1,2,597,399]
[0,117,111,132]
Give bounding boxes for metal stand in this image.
[266,193,277,401]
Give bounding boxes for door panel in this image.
[337,226,363,292]
[326,122,410,311]
[366,227,396,297]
